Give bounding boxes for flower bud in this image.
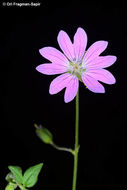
[35,124,53,144]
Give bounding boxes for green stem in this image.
[51,142,74,155]
[19,184,27,190]
[19,185,27,190]
[72,89,79,190]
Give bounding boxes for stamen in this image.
[74,64,78,69]
[69,60,86,81]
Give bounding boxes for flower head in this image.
[36,27,117,103]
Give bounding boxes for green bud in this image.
[35,124,53,144]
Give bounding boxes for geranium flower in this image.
[36,27,117,103]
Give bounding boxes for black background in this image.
[0,0,126,190]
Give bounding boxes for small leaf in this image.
[8,166,23,184]
[5,172,15,183]
[5,183,17,190]
[23,163,43,188]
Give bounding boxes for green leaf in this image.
[5,182,17,190]
[6,167,22,183]
[23,163,43,188]
[8,166,23,184]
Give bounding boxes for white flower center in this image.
[68,60,86,81]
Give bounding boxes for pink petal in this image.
[86,69,116,84]
[36,64,67,75]
[73,27,87,61]
[49,73,73,94]
[39,47,69,66]
[85,55,117,68]
[83,41,108,63]
[57,30,75,61]
[64,77,79,103]
[82,73,105,93]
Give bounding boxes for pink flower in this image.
[36,27,117,103]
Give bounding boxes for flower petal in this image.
[73,27,87,61]
[49,73,73,94]
[85,55,117,68]
[82,73,105,93]
[83,41,108,63]
[39,47,69,66]
[57,30,75,61]
[36,64,67,75]
[85,69,116,84]
[64,77,79,103]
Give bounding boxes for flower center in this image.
[68,60,86,81]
